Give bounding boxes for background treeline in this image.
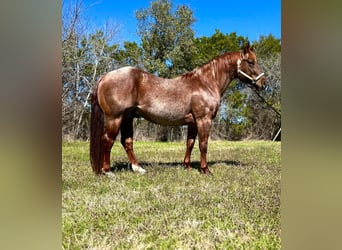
[62,0,281,142]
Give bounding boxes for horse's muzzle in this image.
[255,75,267,91]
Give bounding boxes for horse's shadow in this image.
[110,159,245,172]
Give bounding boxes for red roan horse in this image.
[90,43,266,175]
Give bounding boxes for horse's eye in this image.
[247,60,254,65]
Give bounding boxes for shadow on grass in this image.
[110,159,245,173]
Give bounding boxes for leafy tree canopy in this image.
[194,29,248,64]
[135,0,197,77]
[253,34,281,59]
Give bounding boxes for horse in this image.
[90,43,266,175]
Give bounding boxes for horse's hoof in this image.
[184,166,192,171]
[101,168,111,174]
[104,171,115,178]
[132,164,146,174]
[200,167,212,175]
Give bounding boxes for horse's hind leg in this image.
[183,124,197,170]
[102,116,122,173]
[120,117,146,174]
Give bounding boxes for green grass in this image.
[62,140,280,249]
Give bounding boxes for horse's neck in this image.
[212,53,239,96]
[182,52,240,96]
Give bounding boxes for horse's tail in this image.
[90,77,104,174]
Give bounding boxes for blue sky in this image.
[82,0,281,44]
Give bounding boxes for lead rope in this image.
[251,87,281,117]
[250,85,281,141]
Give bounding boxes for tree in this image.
[62,0,121,140]
[253,34,281,59]
[62,0,86,140]
[135,0,197,77]
[113,41,144,68]
[194,30,247,65]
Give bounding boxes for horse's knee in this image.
[199,141,208,153]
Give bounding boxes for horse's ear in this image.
[250,44,255,51]
[243,42,250,54]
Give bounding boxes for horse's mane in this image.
[181,51,241,79]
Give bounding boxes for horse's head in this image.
[237,43,267,90]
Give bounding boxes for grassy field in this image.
[62,140,280,249]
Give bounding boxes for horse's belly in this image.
[136,104,193,126]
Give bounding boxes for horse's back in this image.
[102,66,143,84]
[97,66,195,125]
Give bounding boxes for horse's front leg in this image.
[196,117,213,175]
[183,123,197,170]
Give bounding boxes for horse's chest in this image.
[191,94,219,118]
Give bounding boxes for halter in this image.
[237,59,265,85]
